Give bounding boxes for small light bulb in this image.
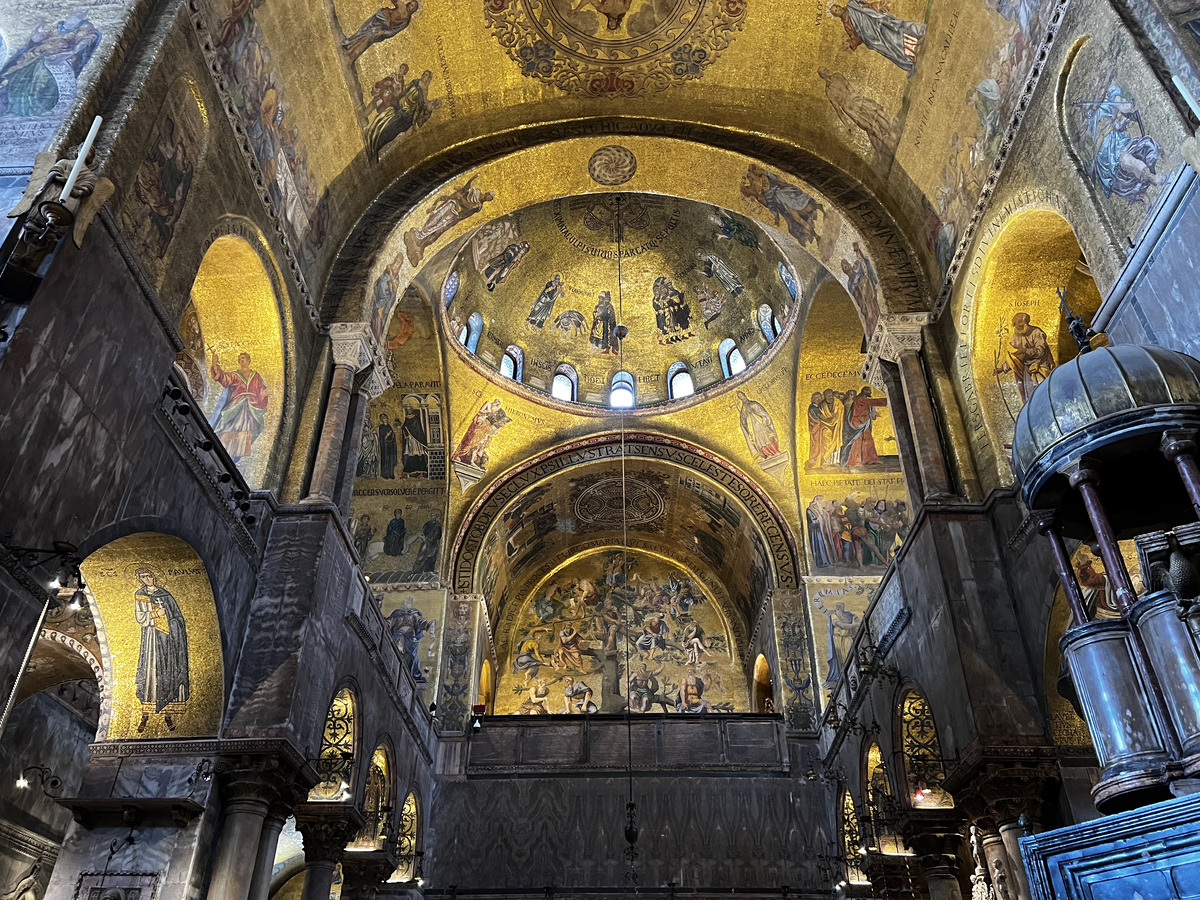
[48,578,60,590]
[15,776,29,789]
[417,877,425,887]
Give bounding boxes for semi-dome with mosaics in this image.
[441,193,801,410]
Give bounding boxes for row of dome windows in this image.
[456,304,781,407]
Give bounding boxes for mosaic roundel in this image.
[589,145,638,186]
[484,0,747,98]
[574,476,665,526]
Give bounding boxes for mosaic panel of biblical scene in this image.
[806,577,875,705]
[1061,29,1186,242]
[352,283,448,586]
[79,533,223,740]
[0,0,129,167]
[378,588,446,689]
[181,234,286,490]
[495,549,749,715]
[798,280,908,577]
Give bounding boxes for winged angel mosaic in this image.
[484,0,747,97]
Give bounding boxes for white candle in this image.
[1173,75,1200,124]
[60,115,102,202]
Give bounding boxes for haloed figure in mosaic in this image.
[209,351,269,467]
[133,566,190,733]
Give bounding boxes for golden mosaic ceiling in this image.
[443,193,799,408]
[193,0,1058,302]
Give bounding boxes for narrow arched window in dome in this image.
[718,338,746,378]
[499,345,524,381]
[610,370,635,409]
[667,362,694,400]
[463,312,483,353]
[551,363,578,402]
[757,304,777,344]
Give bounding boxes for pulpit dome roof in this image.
[1013,344,1200,533]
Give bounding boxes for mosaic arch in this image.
[439,192,802,411]
[450,432,801,630]
[955,202,1102,486]
[191,0,1055,298]
[77,532,224,741]
[328,135,928,337]
[183,232,288,490]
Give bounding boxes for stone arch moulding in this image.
[77,531,225,741]
[321,127,933,348]
[186,217,297,491]
[449,431,802,597]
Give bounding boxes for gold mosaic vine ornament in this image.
[484,0,747,97]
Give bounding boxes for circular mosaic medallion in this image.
[588,145,638,185]
[485,0,747,97]
[574,476,665,526]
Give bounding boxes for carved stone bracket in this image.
[942,744,1060,827]
[294,802,366,863]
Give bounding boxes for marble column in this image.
[997,821,1033,900]
[294,803,365,900]
[981,831,1016,900]
[247,793,301,900]
[895,343,954,500]
[902,817,965,900]
[307,324,376,504]
[335,367,390,517]
[208,757,296,900]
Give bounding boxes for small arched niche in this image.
[969,209,1102,466]
[310,687,357,801]
[477,658,495,715]
[183,234,286,489]
[78,532,224,740]
[752,653,775,713]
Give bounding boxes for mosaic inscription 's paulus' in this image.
[495,550,749,715]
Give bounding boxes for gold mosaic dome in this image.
[441,193,800,410]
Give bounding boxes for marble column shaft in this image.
[309,361,357,504]
[998,822,1033,900]
[335,388,370,516]
[208,795,269,900]
[247,800,294,900]
[981,832,1016,900]
[925,871,964,900]
[896,347,954,499]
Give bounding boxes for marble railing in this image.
[466,714,788,774]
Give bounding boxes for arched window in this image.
[389,791,420,883]
[840,787,870,885]
[610,371,635,409]
[462,312,483,353]
[667,362,694,400]
[752,653,775,713]
[478,659,495,715]
[350,745,392,850]
[442,270,460,308]
[778,262,799,300]
[757,304,777,344]
[310,687,356,801]
[900,690,954,809]
[499,345,524,381]
[864,740,905,854]
[551,364,578,402]
[718,339,746,378]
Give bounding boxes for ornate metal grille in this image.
[389,791,419,882]
[309,688,355,801]
[900,691,954,809]
[840,788,869,884]
[864,741,905,854]
[350,746,390,849]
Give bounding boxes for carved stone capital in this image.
[340,850,400,900]
[329,323,377,373]
[943,744,1059,825]
[897,808,966,877]
[294,802,366,864]
[214,753,309,813]
[355,363,393,400]
[876,315,930,362]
